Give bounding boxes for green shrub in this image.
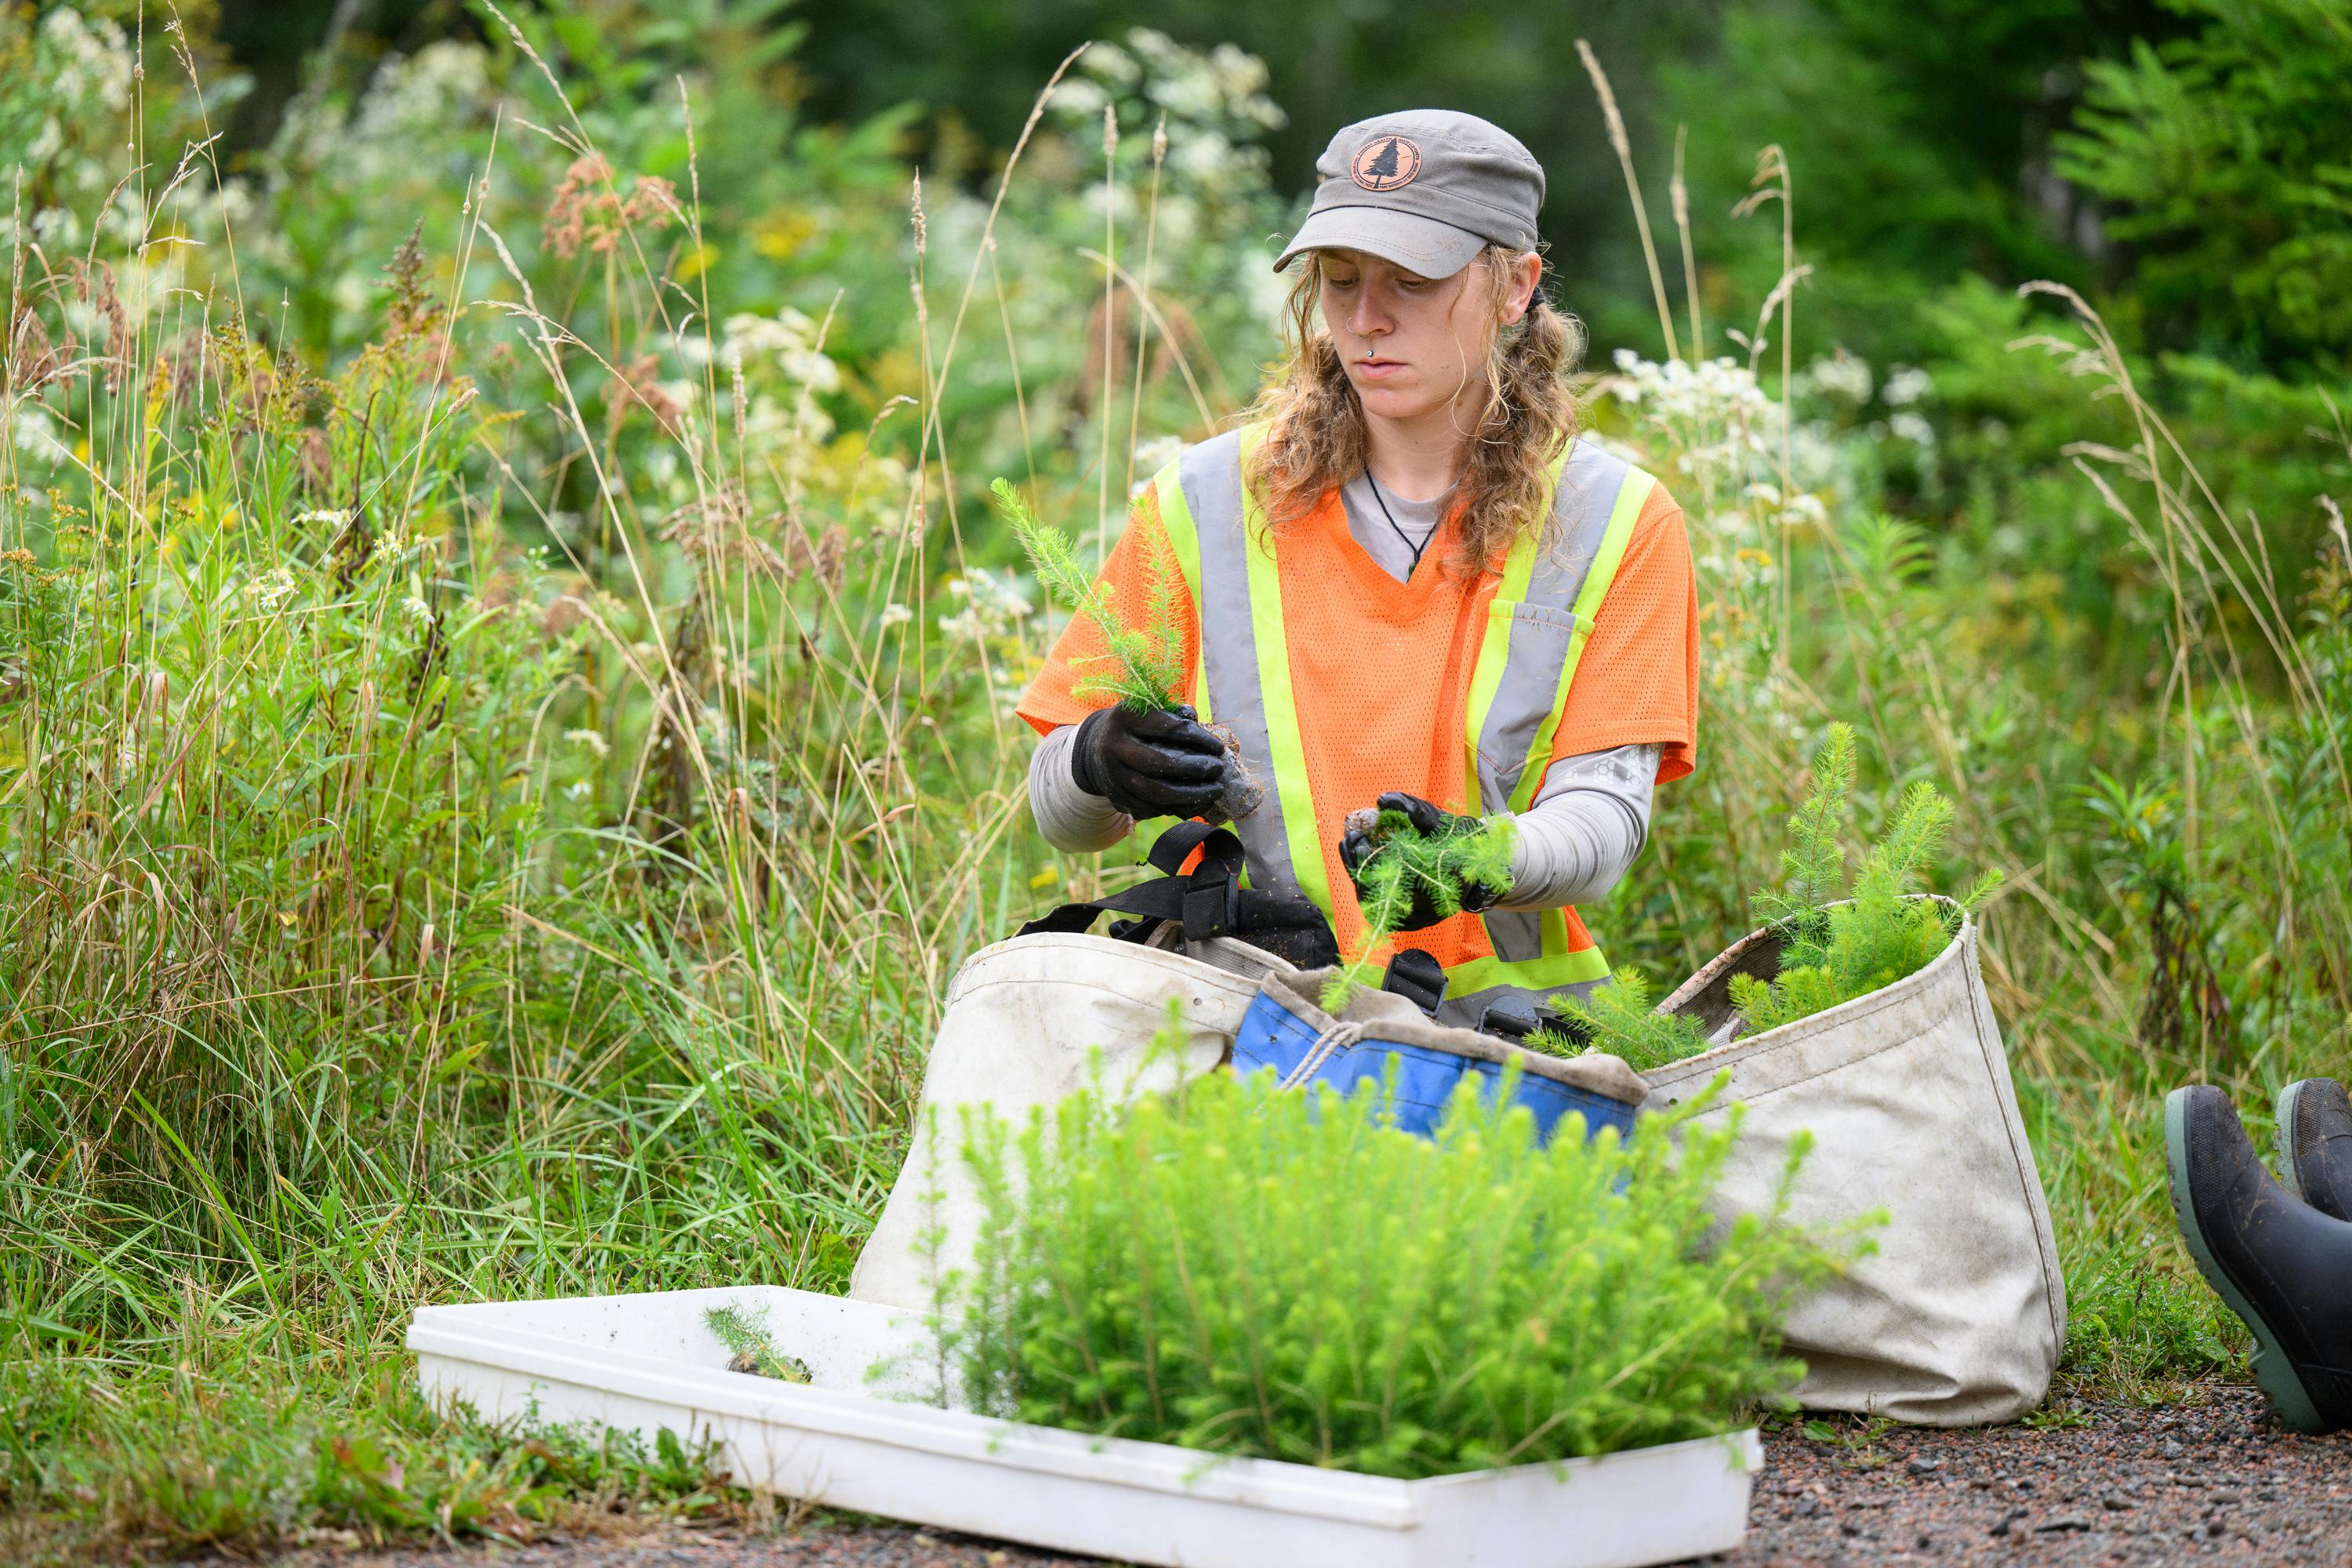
[931,1029,1855,1478]
[1729,724,2002,1034]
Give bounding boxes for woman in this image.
[1016,109,1697,1032]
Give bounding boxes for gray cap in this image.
[1275,109,1545,278]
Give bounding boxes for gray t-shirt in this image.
[1338,470,1448,583]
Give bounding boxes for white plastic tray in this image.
[408,1285,1761,1567]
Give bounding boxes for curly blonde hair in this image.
[1244,245,1585,573]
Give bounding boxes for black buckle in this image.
[1381,948,1448,1017]
[1477,999,1539,1042]
[1181,871,1238,939]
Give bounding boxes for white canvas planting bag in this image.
[1645,907,2067,1426]
[849,929,1283,1311]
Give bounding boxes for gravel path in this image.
[289,1386,2351,1568]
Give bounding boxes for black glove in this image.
[1338,790,1505,931]
[1069,704,1229,821]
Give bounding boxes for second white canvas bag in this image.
[1645,908,2067,1426]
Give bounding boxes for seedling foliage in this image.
[1323,806,1517,1009]
[930,1014,1861,1479]
[991,477,1185,713]
[1729,723,2003,1033]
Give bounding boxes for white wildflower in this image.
[1882,365,1932,407]
[1087,39,1142,86]
[1806,353,1872,403]
[878,602,913,629]
[1050,79,1109,118]
[1889,412,1936,447]
[401,595,433,626]
[1133,434,1185,482]
[720,308,839,392]
[245,568,299,612]
[564,728,611,760]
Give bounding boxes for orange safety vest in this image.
[1150,423,1658,1028]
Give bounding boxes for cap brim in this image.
[1273,205,1486,277]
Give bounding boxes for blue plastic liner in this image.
[1229,989,1639,1146]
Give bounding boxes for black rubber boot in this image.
[2164,1085,2352,1434]
[2278,1077,2352,1222]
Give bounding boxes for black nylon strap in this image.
[1018,873,1328,946]
[1145,821,1244,877]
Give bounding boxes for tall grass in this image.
[0,9,2343,1560]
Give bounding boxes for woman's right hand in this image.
[1069,704,1228,821]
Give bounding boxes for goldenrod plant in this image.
[1728,724,2004,1034]
[933,1016,1861,1477]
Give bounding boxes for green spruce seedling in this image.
[991,478,1260,822]
[1321,805,1517,1010]
[937,1051,1860,1477]
[1727,723,2003,1034]
[703,1302,812,1384]
[1533,965,1711,1071]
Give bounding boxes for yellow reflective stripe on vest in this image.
[1149,457,1209,720]
[1442,938,1613,999]
[1234,429,1334,918]
[1506,466,1655,814]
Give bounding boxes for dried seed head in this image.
[909,171,927,257]
[1103,103,1118,161]
[1575,40,1632,161]
[1152,114,1167,166]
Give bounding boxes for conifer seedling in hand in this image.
[992,479,1261,823]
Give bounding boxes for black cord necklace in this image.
[1364,467,1444,577]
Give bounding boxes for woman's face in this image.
[1316,248,1537,429]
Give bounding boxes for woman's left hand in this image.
[1338,791,1504,931]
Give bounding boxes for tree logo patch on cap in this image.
[1350,134,1423,192]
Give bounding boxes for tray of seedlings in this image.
[409,1051,1846,1567]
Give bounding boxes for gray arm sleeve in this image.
[1492,743,1661,910]
[1028,722,1134,851]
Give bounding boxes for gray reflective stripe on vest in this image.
[1470,441,1634,811]
[1180,430,1303,901]
[1471,441,1632,967]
